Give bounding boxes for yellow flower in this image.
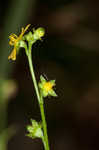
[8,24,30,60]
[38,75,57,97]
[43,82,54,93]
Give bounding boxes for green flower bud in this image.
[33,28,45,41]
[23,31,34,42]
[27,119,43,139]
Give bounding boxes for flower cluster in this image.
[8,24,45,60]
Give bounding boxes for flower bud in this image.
[27,119,43,139]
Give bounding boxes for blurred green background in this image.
[0,0,99,150]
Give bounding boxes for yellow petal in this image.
[9,40,14,46]
[9,34,18,46]
[8,48,16,61]
[19,24,31,40]
[43,82,53,92]
[24,24,31,32]
[9,34,18,39]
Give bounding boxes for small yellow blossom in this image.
[38,75,57,98]
[8,24,30,60]
[43,82,54,93]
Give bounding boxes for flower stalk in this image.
[8,25,57,150]
[27,43,50,150]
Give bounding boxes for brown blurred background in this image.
[0,0,99,150]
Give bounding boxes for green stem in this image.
[40,96,50,150]
[27,53,41,103]
[27,45,50,150]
